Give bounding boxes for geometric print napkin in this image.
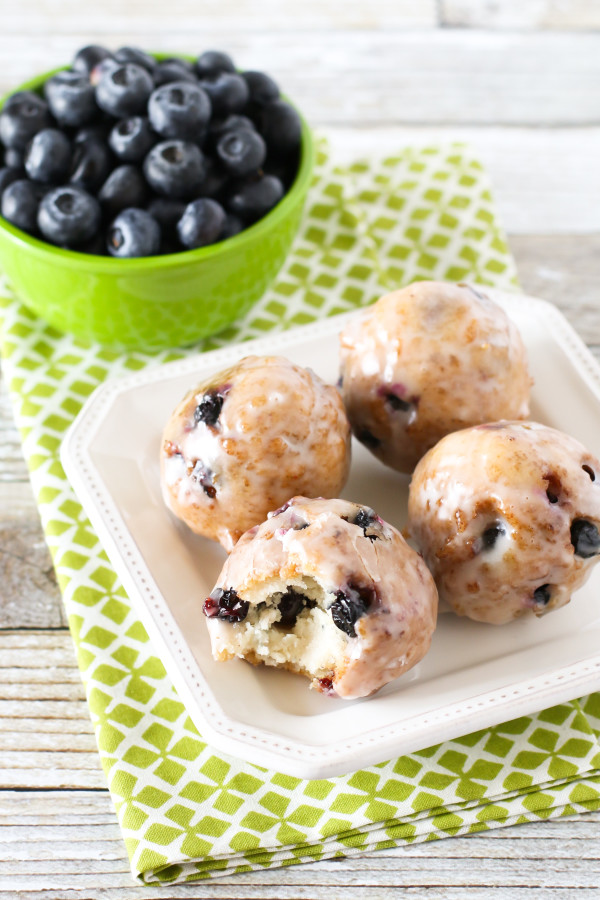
[1,142,599,884]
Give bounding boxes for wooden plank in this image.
[1,1,439,32]
[0,31,598,126]
[441,1,600,30]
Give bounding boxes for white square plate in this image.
[61,287,600,779]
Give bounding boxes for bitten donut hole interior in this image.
[221,575,348,679]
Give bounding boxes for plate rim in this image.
[60,286,600,778]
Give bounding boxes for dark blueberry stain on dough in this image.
[330,581,376,638]
[349,507,380,541]
[203,587,249,622]
[190,459,217,498]
[582,464,596,482]
[270,499,293,517]
[544,473,562,504]
[276,588,316,629]
[194,387,229,427]
[317,676,335,695]
[481,522,505,549]
[533,584,552,606]
[571,518,600,558]
[293,522,309,530]
[385,392,412,412]
[356,427,381,450]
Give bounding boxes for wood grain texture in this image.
[0,30,599,127]
[442,0,600,30]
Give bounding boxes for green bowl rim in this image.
[0,56,315,271]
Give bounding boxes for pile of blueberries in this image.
[0,45,302,257]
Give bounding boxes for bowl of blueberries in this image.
[0,45,314,350]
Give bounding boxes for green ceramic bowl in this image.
[0,64,314,351]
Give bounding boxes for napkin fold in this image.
[1,142,599,885]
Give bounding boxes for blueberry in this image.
[153,60,198,87]
[356,428,381,450]
[44,71,97,127]
[0,167,21,196]
[106,207,161,258]
[190,459,217,498]
[259,100,302,155]
[277,588,315,629]
[108,116,156,162]
[481,523,505,549]
[90,57,119,87]
[146,197,186,238]
[385,392,412,412]
[95,63,154,117]
[69,138,112,192]
[196,50,235,78]
[220,213,243,240]
[162,56,195,74]
[197,156,228,199]
[74,122,113,145]
[264,153,299,190]
[352,508,380,541]
[570,518,600,558]
[203,587,249,623]
[193,389,226,426]
[207,113,255,150]
[114,46,157,75]
[242,70,280,105]
[73,45,113,76]
[4,147,24,169]
[0,91,52,150]
[227,173,283,221]
[533,584,552,607]
[330,583,374,638]
[98,165,148,217]
[200,72,249,116]
[216,128,266,177]
[143,140,205,200]
[177,198,226,249]
[24,128,72,184]
[78,230,107,256]
[37,185,101,246]
[148,82,211,142]
[1,180,42,234]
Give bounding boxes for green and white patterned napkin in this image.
[1,143,600,885]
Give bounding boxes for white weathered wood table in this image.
[1,1,600,896]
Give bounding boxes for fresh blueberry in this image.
[95,63,154,117]
[1,179,42,234]
[220,213,243,240]
[44,71,97,127]
[533,584,552,606]
[570,518,600,558]
[0,167,21,196]
[197,156,228,199]
[259,99,302,154]
[190,459,217,498]
[69,138,112,193]
[196,50,235,78]
[0,91,52,150]
[177,198,226,249]
[98,165,148,217]
[242,70,280,105]
[330,582,374,638]
[114,46,157,75]
[227,173,283,221]
[277,588,315,629]
[108,116,156,162]
[146,197,186,238]
[216,128,266,177]
[193,389,227,426]
[143,140,205,199]
[153,60,198,86]
[77,230,107,256]
[481,523,505,549]
[148,82,211,142]
[24,128,72,184]
[207,113,255,150]
[90,57,119,87]
[106,207,161,258]
[203,587,249,623]
[74,121,113,145]
[73,45,113,76]
[200,72,249,116]
[162,56,195,74]
[264,152,299,189]
[4,147,24,169]
[37,185,101,246]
